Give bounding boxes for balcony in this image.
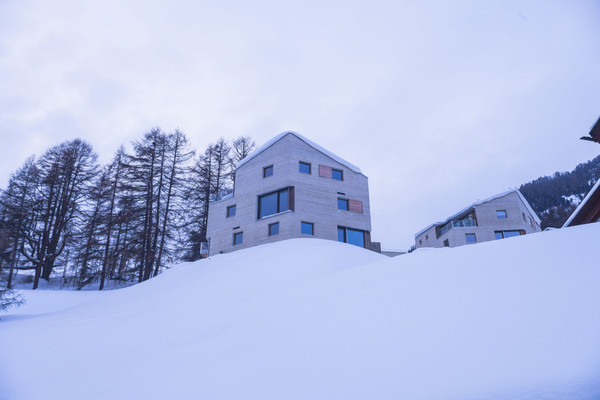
[452,219,477,228]
[436,218,477,238]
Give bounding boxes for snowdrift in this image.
[2,226,600,400]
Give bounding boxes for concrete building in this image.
[415,189,542,248]
[206,131,372,255]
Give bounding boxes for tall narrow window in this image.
[226,205,236,217]
[263,165,273,178]
[496,210,507,219]
[299,162,311,174]
[233,232,243,245]
[301,222,314,235]
[269,222,279,236]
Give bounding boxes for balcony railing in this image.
[452,219,477,228]
[436,218,477,238]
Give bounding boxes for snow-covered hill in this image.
[2,225,600,400]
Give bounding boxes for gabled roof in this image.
[415,189,541,237]
[563,178,600,227]
[235,131,362,174]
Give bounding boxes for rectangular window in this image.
[495,230,524,240]
[268,222,279,236]
[348,199,363,213]
[496,210,507,219]
[258,187,294,219]
[226,205,236,217]
[465,233,476,243]
[299,162,311,174]
[443,239,450,247]
[337,226,365,248]
[263,165,273,178]
[301,222,314,235]
[338,198,349,210]
[332,169,343,181]
[233,232,243,245]
[319,165,332,178]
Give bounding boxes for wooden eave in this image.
[584,116,600,143]
[568,185,600,226]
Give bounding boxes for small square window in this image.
[496,210,507,219]
[332,169,343,181]
[269,222,279,236]
[465,233,476,243]
[233,232,243,245]
[337,198,349,210]
[263,165,273,178]
[226,205,236,217]
[301,222,314,235]
[299,162,311,174]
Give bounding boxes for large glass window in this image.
[299,162,311,174]
[301,222,314,235]
[337,226,365,248]
[495,230,523,240]
[269,222,279,236]
[338,198,349,210]
[258,187,293,219]
[332,169,343,181]
[226,205,236,217]
[233,232,243,245]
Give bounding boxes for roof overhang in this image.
[581,115,600,143]
[563,179,600,227]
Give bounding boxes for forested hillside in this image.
[519,154,600,229]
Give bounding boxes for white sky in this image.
[1,0,599,249]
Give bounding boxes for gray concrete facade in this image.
[415,190,542,248]
[206,132,371,255]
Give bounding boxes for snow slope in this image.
[2,226,600,400]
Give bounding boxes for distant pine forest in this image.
[519,154,600,229]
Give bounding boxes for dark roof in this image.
[563,179,600,227]
[591,116,600,143]
[582,115,600,143]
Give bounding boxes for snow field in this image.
[1,225,600,400]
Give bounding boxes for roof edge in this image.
[563,178,600,227]
[235,131,363,175]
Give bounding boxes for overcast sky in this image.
[1,0,599,249]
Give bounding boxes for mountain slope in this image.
[1,229,600,400]
[520,154,600,228]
